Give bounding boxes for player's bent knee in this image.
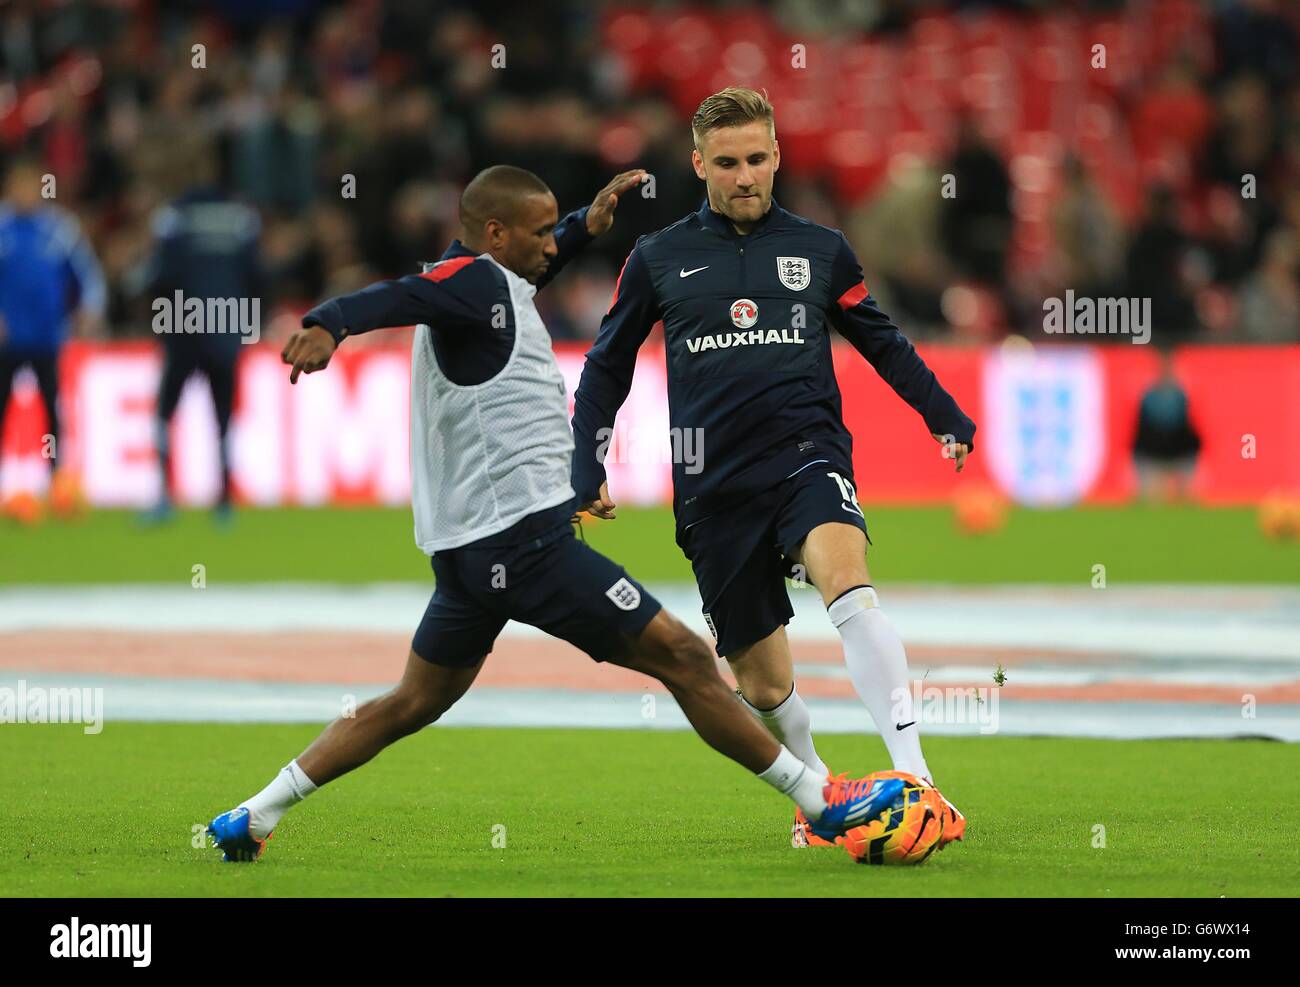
[386,650,482,731]
[662,627,721,690]
[741,681,793,711]
[821,576,868,607]
[630,610,717,688]
[387,686,454,732]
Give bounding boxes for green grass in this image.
[2,504,1296,585]
[1,724,1294,897]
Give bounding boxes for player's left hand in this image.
[582,481,618,520]
[585,169,648,236]
[282,325,338,384]
[932,432,970,472]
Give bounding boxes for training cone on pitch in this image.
[3,491,45,526]
[1258,493,1300,541]
[953,483,1008,536]
[48,470,88,520]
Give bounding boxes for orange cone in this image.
[48,470,87,520]
[1259,493,1300,541]
[954,483,1009,535]
[3,491,45,526]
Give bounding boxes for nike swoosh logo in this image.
[679,266,709,278]
[896,721,916,731]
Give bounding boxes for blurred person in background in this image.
[0,155,106,519]
[846,156,950,338]
[1213,0,1299,95]
[1132,346,1202,503]
[1126,184,1199,343]
[1052,155,1124,302]
[1202,74,1279,205]
[138,148,264,526]
[939,116,1013,314]
[1236,228,1300,341]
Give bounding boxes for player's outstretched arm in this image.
[286,264,495,383]
[571,241,661,517]
[826,234,976,470]
[535,169,647,292]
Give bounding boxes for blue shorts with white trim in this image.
[413,506,661,668]
[676,462,870,657]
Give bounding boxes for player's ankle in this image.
[757,747,827,820]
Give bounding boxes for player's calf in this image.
[615,609,783,776]
[612,609,891,840]
[207,650,481,861]
[727,627,797,710]
[296,651,481,785]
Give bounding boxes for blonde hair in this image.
[691,87,775,150]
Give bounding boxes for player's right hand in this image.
[582,482,617,520]
[282,325,338,384]
[931,431,970,473]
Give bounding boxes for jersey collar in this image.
[440,238,479,261]
[695,197,783,238]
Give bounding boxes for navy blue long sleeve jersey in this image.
[299,206,594,552]
[301,207,592,383]
[570,200,976,530]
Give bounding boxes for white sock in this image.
[739,685,829,777]
[239,760,318,839]
[827,585,931,782]
[757,745,828,820]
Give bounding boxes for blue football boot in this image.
[808,773,906,844]
[207,807,271,862]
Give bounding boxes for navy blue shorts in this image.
[676,463,869,657]
[413,513,661,668]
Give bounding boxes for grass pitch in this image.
[4,503,1297,585]
[2,724,1293,897]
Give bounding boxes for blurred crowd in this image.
[1,0,1297,347]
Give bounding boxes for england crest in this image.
[777,256,811,291]
[605,577,642,612]
[982,348,1105,506]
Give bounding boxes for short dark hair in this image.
[691,87,775,150]
[459,165,552,230]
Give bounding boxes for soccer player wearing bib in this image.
[571,88,974,848]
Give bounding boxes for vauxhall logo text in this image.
[687,328,805,353]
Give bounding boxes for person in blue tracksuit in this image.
[0,155,106,494]
[571,88,974,847]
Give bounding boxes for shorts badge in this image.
[605,577,641,611]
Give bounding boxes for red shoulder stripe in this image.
[608,252,633,310]
[420,256,477,283]
[836,281,870,310]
